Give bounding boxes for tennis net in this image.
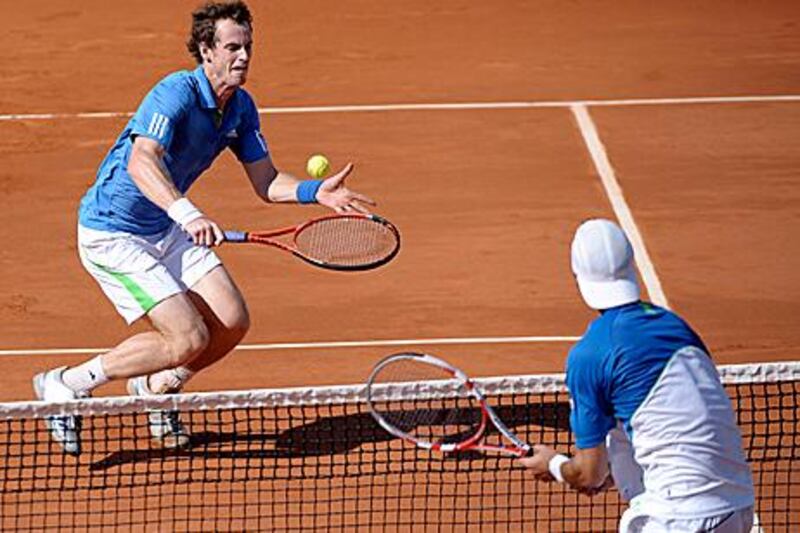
[1,360,798,531]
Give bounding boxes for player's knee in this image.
[220,302,250,343]
[230,306,250,341]
[168,319,210,366]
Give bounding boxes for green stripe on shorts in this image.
[91,261,157,312]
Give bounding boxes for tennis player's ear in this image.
[199,43,212,63]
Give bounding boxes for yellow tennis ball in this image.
[306,154,330,178]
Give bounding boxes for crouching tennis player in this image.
[33,0,373,456]
[520,219,754,532]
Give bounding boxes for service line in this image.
[0,335,581,357]
[1,94,799,122]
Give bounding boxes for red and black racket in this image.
[366,352,532,457]
[224,213,400,271]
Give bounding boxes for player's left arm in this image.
[232,91,374,213]
[243,156,375,213]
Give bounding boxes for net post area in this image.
[0,361,798,531]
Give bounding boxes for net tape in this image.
[3,360,799,419]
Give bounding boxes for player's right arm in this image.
[519,443,610,493]
[558,444,611,490]
[127,136,224,247]
[520,337,616,492]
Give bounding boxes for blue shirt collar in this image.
[192,65,219,110]
[599,300,643,315]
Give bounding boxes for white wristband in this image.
[548,454,569,483]
[167,198,204,228]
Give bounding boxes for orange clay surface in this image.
[1,0,799,402]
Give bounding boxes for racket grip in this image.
[521,446,534,457]
[224,230,248,243]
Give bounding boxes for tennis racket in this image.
[224,213,400,271]
[366,352,532,457]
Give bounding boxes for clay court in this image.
[1,0,799,530]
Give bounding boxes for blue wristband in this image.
[297,179,324,204]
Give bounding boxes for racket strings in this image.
[295,217,398,267]
[373,398,482,443]
[369,359,482,444]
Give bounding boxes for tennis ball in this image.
[306,154,330,178]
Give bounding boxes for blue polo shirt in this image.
[78,66,269,234]
[565,301,708,449]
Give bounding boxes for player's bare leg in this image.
[100,294,211,379]
[34,293,210,453]
[146,266,250,393]
[108,293,212,448]
[185,266,250,372]
[127,266,249,448]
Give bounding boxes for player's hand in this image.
[315,162,376,214]
[184,216,225,247]
[518,445,558,482]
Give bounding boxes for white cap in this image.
[571,219,640,310]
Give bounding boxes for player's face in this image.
[204,19,253,88]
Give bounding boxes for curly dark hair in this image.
[187,1,253,64]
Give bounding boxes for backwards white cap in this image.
[571,219,640,310]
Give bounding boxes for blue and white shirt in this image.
[566,302,754,518]
[78,66,269,235]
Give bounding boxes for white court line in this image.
[0,335,581,357]
[1,94,799,121]
[751,513,764,533]
[570,104,670,309]
[1,94,776,529]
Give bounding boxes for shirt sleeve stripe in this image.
[148,113,162,136]
[256,131,268,155]
[157,115,170,139]
[147,113,160,136]
[146,113,170,140]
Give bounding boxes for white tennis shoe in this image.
[32,367,87,456]
[127,376,191,449]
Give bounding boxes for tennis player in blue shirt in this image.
[520,219,754,532]
[33,1,374,455]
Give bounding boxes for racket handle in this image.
[521,446,534,457]
[224,230,248,243]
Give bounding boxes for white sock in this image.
[148,366,195,394]
[62,356,109,395]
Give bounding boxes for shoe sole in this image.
[32,373,82,456]
[128,377,191,450]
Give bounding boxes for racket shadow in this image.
[88,400,571,470]
[277,400,573,458]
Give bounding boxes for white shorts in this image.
[620,504,754,533]
[78,224,222,324]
